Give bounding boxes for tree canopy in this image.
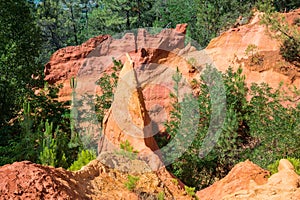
[0,0,42,125]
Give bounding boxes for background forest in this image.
[0,0,300,190]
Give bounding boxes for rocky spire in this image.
[98,54,162,170]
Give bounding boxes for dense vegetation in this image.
[0,0,299,191]
[164,66,300,189]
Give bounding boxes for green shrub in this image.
[95,58,122,125]
[0,82,80,168]
[68,149,96,171]
[40,121,59,167]
[39,119,77,169]
[261,11,300,67]
[171,178,178,186]
[184,186,196,197]
[246,83,300,168]
[164,65,300,190]
[245,44,264,65]
[120,140,138,153]
[165,66,248,189]
[117,140,138,160]
[267,157,300,175]
[124,175,139,191]
[280,37,300,67]
[157,191,165,200]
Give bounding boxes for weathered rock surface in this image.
[3,158,298,199]
[44,24,194,100]
[98,54,163,171]
[44,10,300,138]
[205,9,300,93]
[0,161,85,199]
[44,35,110,102]
[45,24,200,137]
[196,159,300,200]
[196,160,269,200]
[0,158,192,200]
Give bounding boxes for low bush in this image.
[68,149,96,171]
[117,140,138,160]
[124,175,139,191]
[184,185,196,197]
[157,191,165,200]
[95,58,122,125]
[163,65,300,190]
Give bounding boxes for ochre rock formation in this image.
[44,35,110,102]
[0,161,86,199]
[44,24,197,136]
[98,54,162,170]
[44,10,300,135]
[205,9,300,92]
[196,160,269,200]
[2,159,299,199]
[44,24,193,101]
[44,9,300,99]
[0,158,193,199]
[224,159,300,200]
[196,159,300,200]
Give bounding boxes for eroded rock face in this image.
[45,10,300,139]
[45,24,199,137]
[223,159,300,200]
[0,159,193,199]
[196,159,300,200]
[98,55,162,169]
[44,35,110,102]
[0,161,85,199]
[44,24,193,101]
[205,9,300,94]
[196,160,269,200]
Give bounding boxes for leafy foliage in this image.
[164,66,300,189]
[194,0,256,47]
[40,120,65,167]
[95,58,122,125]
[261,8,300,67]
[68,149,96,171]
[124,175,140,191]
[164,67,182,145]
[0,0,42,125]
[88,0,155,35]
[36,0,98,50]
[117,140,138,160]
[184,185,196,197]
[245,83,300,167]
[157,191,165,200]
[152,0,197,37]
[245,44,264,65]
[0,83,80,168]
[272,0,300,12]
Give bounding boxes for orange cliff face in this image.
[205,9,300,97]
[43,10,300,165]
[196,159,300,200]
[44,35,110,102]
[44,24,197,134]
[44,24,192,102]
[45,10,300,107]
